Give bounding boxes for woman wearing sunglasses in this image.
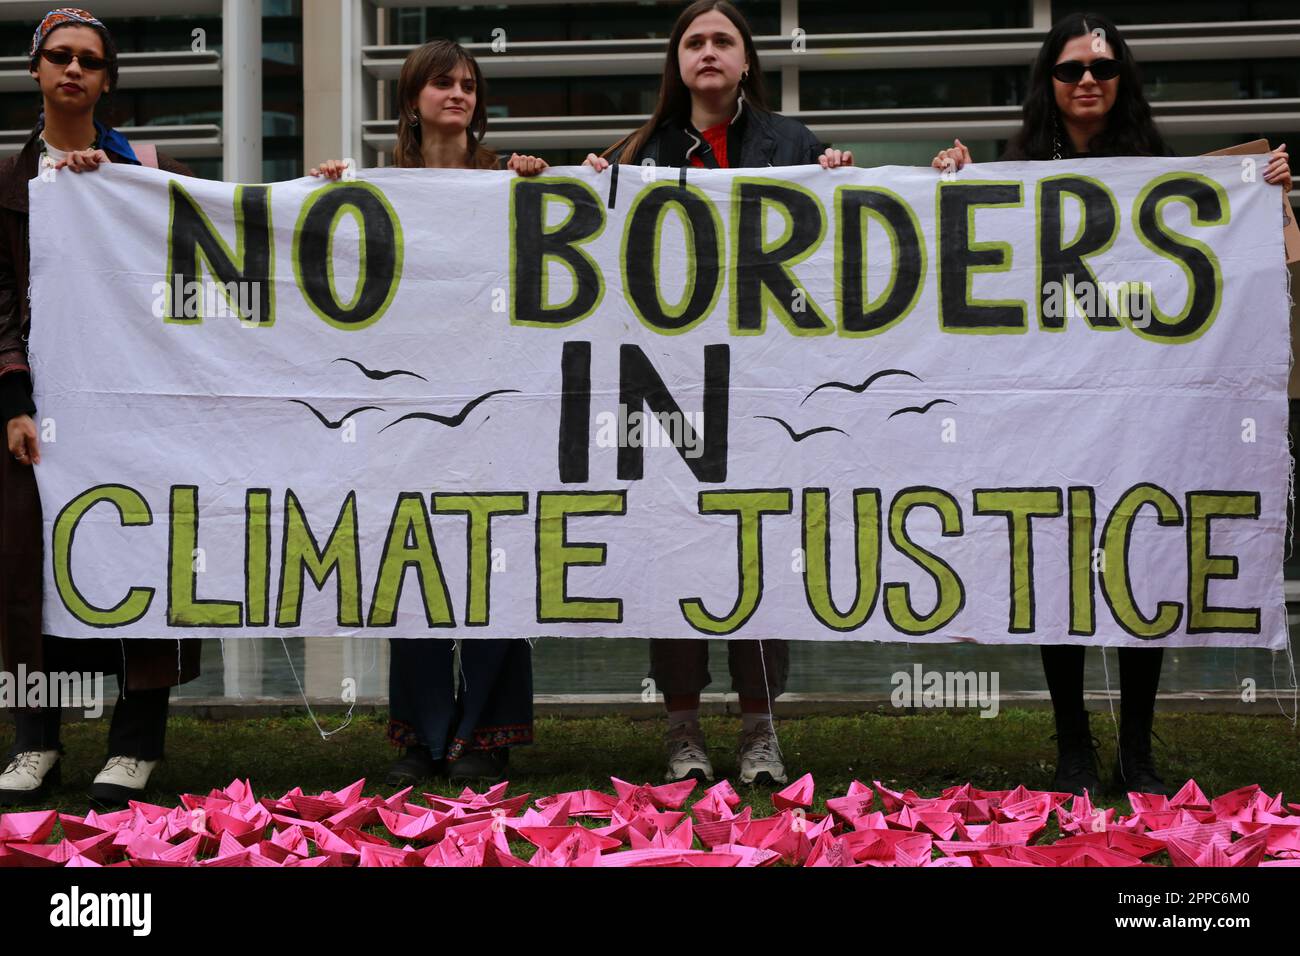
[930,12,1290,800]
[312,39,547,785]
[0,7,200,807]
[584,0,851,788]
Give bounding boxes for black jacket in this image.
[608,101,827,168]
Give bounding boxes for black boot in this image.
[1112,717,1173,798]
[384,745,444,786]
[1050,712,1102,797]
[448,747,509,784]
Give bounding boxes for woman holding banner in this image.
[930,11,1290,799]
[0,8,200,807]
[583,0,852,786]
[313,39,548,785]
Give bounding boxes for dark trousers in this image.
[387,638,533,760]
[11,685,170,760]
[648,639,789,702]
[1040,644,1163,737]
[8,634,173,760]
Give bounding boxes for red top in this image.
[689,121,730,169]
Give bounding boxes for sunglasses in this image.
[1051,58,1121,84]
[38,48,109,72]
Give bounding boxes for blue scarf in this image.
[92,119,138,163]
[35,111,138,164]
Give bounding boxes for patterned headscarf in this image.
[29,8,106,62]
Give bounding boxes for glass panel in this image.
[798,0,1029,33]
[1142,61,1248,102]
[802,67,1026,110]
[1050,1,1277,25]
[392,2,780,45]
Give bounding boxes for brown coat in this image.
[0,127,200,691]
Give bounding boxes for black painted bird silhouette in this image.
[888,399,956,419]
[380,389,519,432]
[755,415,847,442]
[802,368,921,405]
[288,400,385,429]
[332,357,428,382]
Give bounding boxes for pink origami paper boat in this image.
[1166,829,1269,868]
[873,780,922,812]
[805,833,865,868]
[527,841,601,868]
[887,806,961,840]
[1054,830,1165,860]
[611,777,697,811]
[772,773,814,811]
[594,848,740,867]
[481,840,528,868]
[535,790,617,819]
[516,824,621,855]
[424,790,531,817]
[0,810,57,844]
[128,833,204,867]
[1169,779,1211,809]
[693,808,752,849]
[358,843,422,868]
[692,782,743,824]
[713,842,781,867]
[629,817,693,851]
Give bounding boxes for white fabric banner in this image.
[28,158,1290,646]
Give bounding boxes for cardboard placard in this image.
[1205,139,1300,264]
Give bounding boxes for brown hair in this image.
[606,0,769,163]
[393,39,497,169]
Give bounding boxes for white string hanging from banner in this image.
[1269,637,1298,725]
[279,637,354,739]
[756,638,782,767]
[1100,646,1120,753]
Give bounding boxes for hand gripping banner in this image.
[27,158,1291,646]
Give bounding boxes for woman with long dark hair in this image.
[313,39,547,785]
[585,0,851,787]
[0,7,200,807]
[931,12,1289,799]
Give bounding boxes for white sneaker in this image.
[89,755,159,806]
[738,722,787,786]
[665,721,713,783]
[0,750,61,805]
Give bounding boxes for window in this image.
[802,68,1025,111]
[1052,1,1297,24]
[797,0,1028,33]
[391,2,780,44]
